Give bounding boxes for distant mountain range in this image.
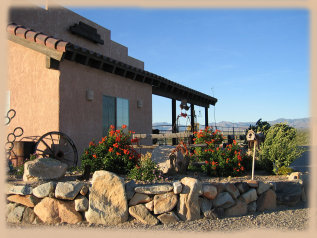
[153,117,310,132]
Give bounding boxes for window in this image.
[116,97,129,129]
[102,95,129,136]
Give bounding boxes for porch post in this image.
[205,106,209,128]
[190,104,195,132]
[172,98,177,145]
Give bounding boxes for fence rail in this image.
[152,124,248,145]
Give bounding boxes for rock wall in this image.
[6,171,308,226]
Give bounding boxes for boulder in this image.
[135,184,173,195]
[239,188,257,204]
[299,173,310,199]
[23,158,67,182]
[301,188,307,202]
[34,197,82,224]
[200,197,213,217]
[288,172,302,180]
[213,192,235,209]
[75,195,89,212]
[129,193,152,206]
[224,200,247,217]
[32,216,43,225]
[55,181,84,200]
[247,201,257,213]
[129,204,159,225]
[125,180,137,200]
[213,183,226,194]
[234,182,249,194]
[177,177,202,221]
[33,182,55,198]
[225,183,240,199]
[257,189,276,212]
[6,203,18,218]
[7,205,25,223]
[173,181,182,194]
[153,192,178,214]
[22,207,37,224]
[212,207,224,219]
[157,212,180,224]
[80,184,89,196]
[151,145,176,174]
[171,146,190,174]
[145,201,154,211]
[7,184,32,195]
[85,170,128,225]
[246,180,258,188]
[7,194,39,207]
[257,181,271,195]
[275,181,302,206]
[202,184,217,200]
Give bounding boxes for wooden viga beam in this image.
[132,132,193,139]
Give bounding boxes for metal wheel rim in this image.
[35,131,78,168]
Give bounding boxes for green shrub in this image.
[275,166,294,175]
[259,123,304,175]
[127,152,163,182]
[247,118,271,136]
[192,127,251,177]
[80,125,140,175]
[296,129,310,146]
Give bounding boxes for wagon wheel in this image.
[35,131,78,168]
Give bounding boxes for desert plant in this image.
[246,118,271,136]
[296,128,310,146]
[80,125,140,175]
[127,152,163,182]
[275,166,294,175]
[259,123,304,174]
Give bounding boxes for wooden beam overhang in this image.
[12,34,217,107]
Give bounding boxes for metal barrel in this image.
[10,141,36,167]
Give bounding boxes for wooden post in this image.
[172,99,177,145]
[205,106,209,128]
[251,141,257,180]
[190,104,195,132]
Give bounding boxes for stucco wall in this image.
[8,5,144,69]
[7,41,60,140]
[58,60,152,159]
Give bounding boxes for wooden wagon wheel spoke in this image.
[35,131,78,168]
[50,133,55,145]
[36,148,54,156]
[63,150,73,155]
[39,139,54,155]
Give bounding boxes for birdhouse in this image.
[246,130,256,142]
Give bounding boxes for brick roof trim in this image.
[7,23,70,52]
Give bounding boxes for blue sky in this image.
[70,8,309,125]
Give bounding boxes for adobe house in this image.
[6,5,217,162]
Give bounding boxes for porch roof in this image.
[7,23,217,108]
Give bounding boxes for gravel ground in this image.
[7,202,309,232]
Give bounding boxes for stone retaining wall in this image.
[6,170,307,226]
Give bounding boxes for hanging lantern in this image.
[180,99,189,111]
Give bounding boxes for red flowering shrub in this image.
[81,125,140,174]
[192,127,251,177]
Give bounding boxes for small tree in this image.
[259,123,304,174]
[247,118,271,136]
